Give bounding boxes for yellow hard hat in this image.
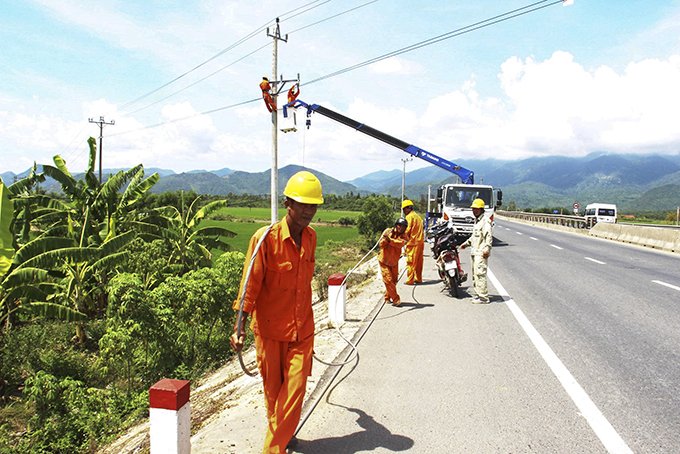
[470,198,485,209]
[401,199,414,209]
[284,171,324,204]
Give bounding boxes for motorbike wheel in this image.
[448,272,460,298]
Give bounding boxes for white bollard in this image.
[150,378,191,454]
[328,273,346,326]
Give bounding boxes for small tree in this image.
[356,197,394,246]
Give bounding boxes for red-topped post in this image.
[149,378,191,454]
[328,273,346,326]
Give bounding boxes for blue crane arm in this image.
[283,99,474,184]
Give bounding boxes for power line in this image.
[110,0,564,137]
[304,0,563,85]
[287,0,380,35]
[126,42,271,117]
[117,0,331,113]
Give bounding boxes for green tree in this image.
[356,196,394,245]
[149,194,236,273]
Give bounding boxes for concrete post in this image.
[150,378,191,454]
[328,273,346,326]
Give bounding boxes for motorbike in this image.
[427,221,467,297]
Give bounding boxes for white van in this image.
[584,203,618,224]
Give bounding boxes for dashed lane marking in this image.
[488,270,634,454]
[551,244,563,250]
[585,257,606,265]
[652,280,680,292]
[530,237,538,241]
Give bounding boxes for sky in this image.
[2,0,680,182]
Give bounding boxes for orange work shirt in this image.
[378,227,408,267]
[233,219,316,342]
[405,210,424,246]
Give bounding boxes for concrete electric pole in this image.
[88,116,115,184]
[267,18,288,224]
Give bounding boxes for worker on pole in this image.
[231,171,323,453]
[260,76,276,112]
[402,199,424,285]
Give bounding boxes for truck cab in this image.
[434,184,502,237]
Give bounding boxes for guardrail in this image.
[496,211,594,229]
[496,211,680,253]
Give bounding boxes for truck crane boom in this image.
[283,99,474,184]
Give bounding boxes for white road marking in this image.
[652,280,680,292]
[551,244,563,250]
[488,270,634,454]
[530,237,538,241]
[585,257,606,265]
[516,231,523,235]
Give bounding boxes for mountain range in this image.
[3,153,680,211]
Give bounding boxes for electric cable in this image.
[234,226,384,376]
[116,0,334,114]
[235,222,276,377]
[287,0,381,35]
[118,0,378,118]
[303,0,562,86]
[125,42,271,117]
[107,0,565,137]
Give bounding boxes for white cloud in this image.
[414,51,680,162]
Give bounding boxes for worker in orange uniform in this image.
[378,217,409,306]
[287,83,299,105]
[260,76,276,112]
[231,171,323,454]
[402,199,424,285]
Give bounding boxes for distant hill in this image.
[5,153,680,211]
[355,153,680,212]
[150,165,359,196]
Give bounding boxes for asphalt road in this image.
[292,220,680,454]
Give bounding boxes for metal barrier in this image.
[497,211,594,229]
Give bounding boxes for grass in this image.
[203,211,361,254]
[213,207,359,223]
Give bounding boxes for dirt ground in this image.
[98,255,398,454]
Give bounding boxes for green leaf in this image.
[0,178,15,277]
[42,164,78,196]
[87,137,97,174]
[99,230,136,256]
[188,200,226,229]
[188,226,237,239]
[3,267,50,288]
[13,237,77,265]
[23,302,87,322]
[18,247,101,270]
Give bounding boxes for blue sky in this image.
[2,0,680,181]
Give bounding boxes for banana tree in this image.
[149,195,236,273]
[8,231,136,341]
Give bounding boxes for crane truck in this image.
[283,99,502,237]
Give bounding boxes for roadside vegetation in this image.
[0,140,401,453]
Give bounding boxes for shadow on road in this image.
[291,407,414,454]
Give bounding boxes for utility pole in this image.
[267,18,288,224]
[88,116,115,184]
[401,157,413,206]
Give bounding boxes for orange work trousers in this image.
[255,334,314,454]
[379,261,400,304]
[405,242,424,284]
